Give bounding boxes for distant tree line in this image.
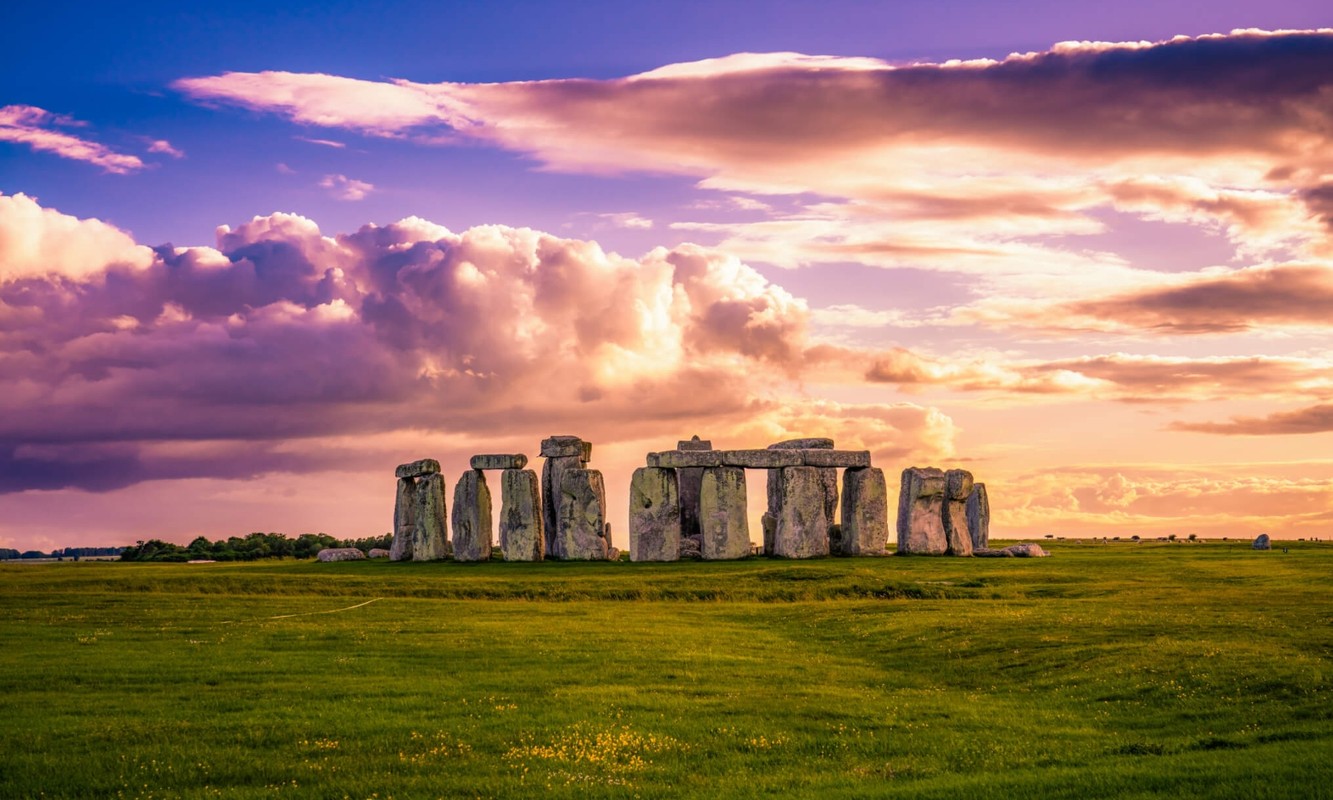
[1,547,125,561]
[118,532,393,563]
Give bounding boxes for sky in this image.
[2,1,1332,552]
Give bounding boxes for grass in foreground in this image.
[0,540,1329,799]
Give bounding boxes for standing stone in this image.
[1252,533,1272,550]
[391,477,418,561]
[966,483,990,551]
[557,468,609,560]
[943,469,974,556]
[772,467,830,558]
[768,439,838,551]
[629,467,681,562]
[897,467,948,555]
[541,436,589,559]
[675,436,712,543]
[451,470,493,562]
[499,469,543,561]
[411,473,449,561]
[839,467,889,556]
[699,467,750,560]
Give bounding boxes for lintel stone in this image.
[470,453,528,470]
[648,450,723,469]
[802,449,871,468]
[768,438,834,450]
[395,458,441,479]
[719,449,803,468]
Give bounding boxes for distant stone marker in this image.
[317,548,366,562]
[1252,533,1272,550]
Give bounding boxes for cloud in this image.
[0,192,154,279]
[175,29,1333,276]
[147,139,184,158]
[319,174,374,201]
[0,194,956,494]
[1170,404,1333,435]
[296,136,346,148]
[0,105,147,174]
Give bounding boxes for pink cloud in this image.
[319,174,374,201]
[1170,404,1333,435]
[0,105,146,174]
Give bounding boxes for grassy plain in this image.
[0,541,1329,799]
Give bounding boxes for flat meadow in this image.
[0,541,1329,799]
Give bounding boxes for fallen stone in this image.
[557,468,609,560]
[470,453,528,471]
[368,548,390,559]
[540,435,585,459]
[499,468,543,561]
[629,467,681,562]
[943,469,974,556]
[700,466,750,560]
[395,458,441,479]
[839,467,889,556]
[606,547,621,561]
[802,449,872,468]
[648,450,723,469]
[678,435,713,451]
[679,535,702,560]
[773,467,830,558]
[391,477,418,561]
[975,543,1049,558]
[411,473,450,561]
[768,438,834,450]
[451,470,493,562]
[967,483,990,551]
[719,449,803,468]
[1253,533,1272,550]
[897,467,948,555]
[317,548,365,562]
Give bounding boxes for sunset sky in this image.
[3,1,1332,552]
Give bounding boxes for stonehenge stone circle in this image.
[674,436,711,548]
[499,468,543,561]
[541,435,590,559]
[699,466,750,560]
[451,469,493,562]
[838,467,889,556]
[943,469,974,557]
[629,467,681,562]
[966,483,990,551]
[392,458,451,562]
[897,467,948,555]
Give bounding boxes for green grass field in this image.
[1,541,1329,799]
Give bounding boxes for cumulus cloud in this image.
[319,174,374,201]
[0,105,147,174]
[0,193,154,279]
[0,194,957,494]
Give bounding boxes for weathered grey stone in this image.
[450,470,493,562]
[773,467,830,558]
[966,483,990,551]
[540,435,585,459]
[719,449,803,468]
[629,467,681,562]
[818,468,839,528]
[943,469,974,556]
[542,453,584,559]
[470,453,528,471]
[395,458,440,479]
[768,438,834,450]
[802,449,871,468]
[317,547,366,562]
[1253,533,1272,550]
[581,441,593,463]
[391,477,417,561]
[679,535,702,559]
[647,450,723,469]
[678,435,713,451]
[975,543,1048,558]
[699,467,750,560]
[368,548,391,559]
[499,469,543,561]
[678,465,704,539]
[557,468,609,560]
[761,512,777,556]
[607,546,621,561]
[839,467,889,556]
[411,473,449,561]
[897,467,948,555]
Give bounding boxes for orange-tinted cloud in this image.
[1170,404,1333,435]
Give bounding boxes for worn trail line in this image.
[222,597,384,624]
